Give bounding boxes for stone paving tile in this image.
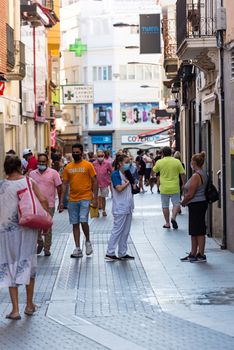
[84,312,234,350]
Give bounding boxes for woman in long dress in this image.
[0,156,48,320]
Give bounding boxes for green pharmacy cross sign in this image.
[69,38,87,57]
[64,90,74,101]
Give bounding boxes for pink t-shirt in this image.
[30,167,62,208]
[93,159,112,189]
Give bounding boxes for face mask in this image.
[38,164,47,172]
[123,164,130,171]
[97,157,104,162]
[72,153,82,161]
[190,161,195,170]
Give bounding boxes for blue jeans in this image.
[68,200,90,224]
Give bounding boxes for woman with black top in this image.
[180,151,208,263]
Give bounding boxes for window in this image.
[231,49,234,80]
[120,65,127,80]
[93,67,97,81]
[103,66,108,80]
[119,64,160,81]
[128,64,135,80]
[136,64,144,80]
[83,67,87,84]
[92,66,112,81]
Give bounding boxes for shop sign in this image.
[62,85,93,104]
[121,134,164,145]
[91,135,112,144]
[0,82,5,96]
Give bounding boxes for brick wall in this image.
[0,0,7,74]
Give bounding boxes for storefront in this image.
[91,134,112,153]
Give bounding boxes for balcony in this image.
[176,0,217,71]
[21,1,58,28]
[7,24,15,70]
[162,16,178,80]
[6,41,26,80]
[42,0,54,10]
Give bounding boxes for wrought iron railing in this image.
[42,0,54,9]
[6,24,15,69]
[176,0,216,50]
[163,19,177,59]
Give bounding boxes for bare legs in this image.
[191,235,206,256]
[162,205,179,227]
[8,277,36,318]
[73,222,90,247]
[162,208,170,226]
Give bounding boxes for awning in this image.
[138,125,173,138]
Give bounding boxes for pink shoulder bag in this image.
[17,177,53,231]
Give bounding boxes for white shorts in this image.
[98,187,109,198]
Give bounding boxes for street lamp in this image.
[128,62,159,66]
[113,22,139,27]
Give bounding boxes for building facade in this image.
[223,0,234,251]
[60,0,166,155]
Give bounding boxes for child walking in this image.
[105,155,135,261]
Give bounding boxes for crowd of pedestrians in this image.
[0,144,211,320]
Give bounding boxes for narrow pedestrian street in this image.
[1,192,234,349]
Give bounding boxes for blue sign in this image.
[140,14,161,54]
[91,135,112,144]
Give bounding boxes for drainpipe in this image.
[217,2,227,249]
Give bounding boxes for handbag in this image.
[131,184,140,195]
[89,204,99,218]
[17,177,53,230]
[205,176,219,204]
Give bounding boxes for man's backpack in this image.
[205,175,219,204]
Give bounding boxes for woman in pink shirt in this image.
[93,150,112,216]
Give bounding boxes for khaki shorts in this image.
[98,187,109,198]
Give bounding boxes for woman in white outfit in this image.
[105,155,134,261]
[0,156,48,320]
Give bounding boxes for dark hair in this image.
[72,143,83,152]
[6,149,16,155]
[162,146,172,157]
[137,150,143,156]
[192,151,206,167]
[114,154,128,170]
[4,156,22,175]
[38,153,49,161]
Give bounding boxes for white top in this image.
[111,170,134,215]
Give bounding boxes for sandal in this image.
[163,224,171,229]
[24,304,38,316]
[6,313,21,320]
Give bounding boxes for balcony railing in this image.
[7,24,15,70]
[42,0,54,10]
[176,0,216,50]
[6,41,26,80]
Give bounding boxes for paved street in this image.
[1,191,234,349]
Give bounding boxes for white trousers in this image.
[107,213,132,257]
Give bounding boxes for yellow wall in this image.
[47,0,60,55]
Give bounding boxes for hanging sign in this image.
[0,82,5,96]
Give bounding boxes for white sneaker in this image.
[70,248,83,258]
[85,241,93,255]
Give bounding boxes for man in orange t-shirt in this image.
[59,144,98,258]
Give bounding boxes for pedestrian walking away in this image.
[106,154,135,261]
[30,153,62,257]
[0,156,48,320]
[93,149,112,217]
[153,146,186,229]
[22,148,38,175]
[59,143,98,258]
[135,150,146,193]
[180,151,208,263]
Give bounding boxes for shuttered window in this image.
[231,49,234,80]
